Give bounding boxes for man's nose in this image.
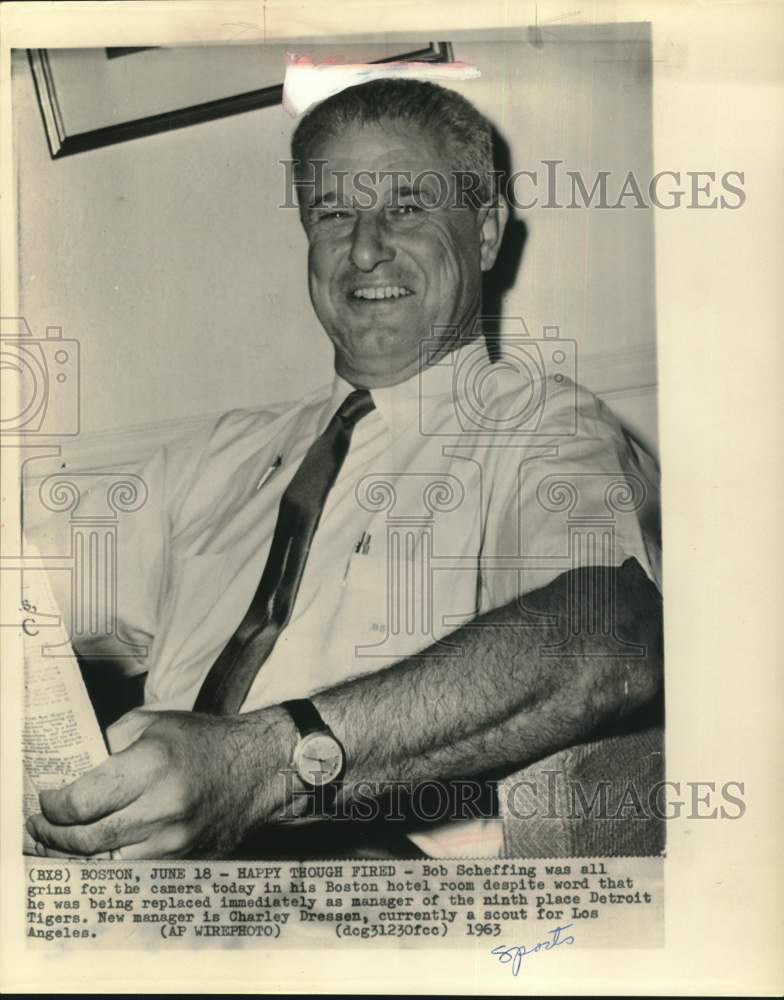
[349,213,396,272]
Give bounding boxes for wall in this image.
[13,26,658,456]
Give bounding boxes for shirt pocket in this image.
[339,527,477,663]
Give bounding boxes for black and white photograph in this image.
[17,28,664,859]
[1,1,781,995]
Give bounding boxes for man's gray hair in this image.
[291,78,497,206]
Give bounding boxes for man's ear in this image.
[479,196,510,272]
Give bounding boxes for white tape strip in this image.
[282,52,481,117]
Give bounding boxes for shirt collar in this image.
[326,339,487,433]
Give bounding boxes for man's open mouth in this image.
[351,285,414,301]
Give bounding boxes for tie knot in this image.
[336,388,375,427]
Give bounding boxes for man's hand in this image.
[27,707,294,859]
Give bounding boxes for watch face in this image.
[293,732,344,786]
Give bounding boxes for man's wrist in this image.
[236,705,307,825]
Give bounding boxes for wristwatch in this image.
[280,699,346,788]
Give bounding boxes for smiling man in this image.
[28,79,663,861]
[296,114,504,387]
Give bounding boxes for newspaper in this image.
[21,546,109,857]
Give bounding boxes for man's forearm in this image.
[276,558,663,809]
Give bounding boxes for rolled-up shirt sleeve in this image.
[480,377,662,612]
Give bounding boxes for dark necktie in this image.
[193,388,375,715]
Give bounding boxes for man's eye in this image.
[308,209,352,226]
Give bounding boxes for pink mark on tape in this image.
[282,52,481,117]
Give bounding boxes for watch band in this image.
[280,698,330,738]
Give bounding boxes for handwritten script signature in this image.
[490,923,576,976]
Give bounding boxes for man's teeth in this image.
[352,286,413,300]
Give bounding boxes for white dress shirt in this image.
[95,338,661,857]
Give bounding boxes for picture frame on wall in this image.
[27,40,453,158]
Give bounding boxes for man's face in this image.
[299,122,507,388]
